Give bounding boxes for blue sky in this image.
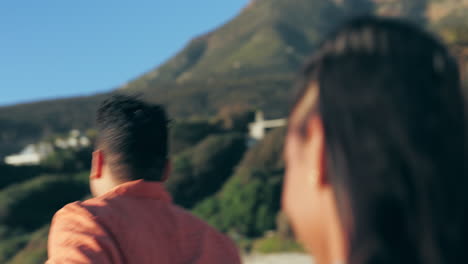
[0,0,248,106]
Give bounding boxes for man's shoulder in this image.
[76,193,127,220]
[50,201,101,235]
[54,198,113,227]
[51,198,240,263]
[53,194,117,223]
[54,201,94,219]
[55,194,220,235]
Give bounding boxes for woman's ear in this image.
[160,160,171,182]
[90,150,104,180]
[305,116,328,187]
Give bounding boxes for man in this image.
[47,95,241,264]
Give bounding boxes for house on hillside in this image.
[54,130,91,149]
[247,111,287,146]
[4,130,91,166]
[4,143,53,166]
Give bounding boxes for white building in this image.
[4,129,91,166]
[54,130,91,149]
[4,143,53,166]
[248,111,287,143]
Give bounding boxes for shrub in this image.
[0,174,89,231]
[194,168,283,237]
[169,120,221,155]
[41,147,92,173]
[7,225,49,264]
[237,127,286,171]
[193,127,286,238]
[215,107,255,133]
[0,234,30,263]
[251,233,304,254]
[166,133,246,208]
[0,164,46,190]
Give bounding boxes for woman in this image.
[283,17,468,264]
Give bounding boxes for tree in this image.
[401,0,428,26]
[194,169,283,237]
[343,0,375,18]
[165,133,247,208]
[169,119,221,155]
[0,174,89,231]
[7,225,49,264]
[318,1,345,36]
[193,128,288,237]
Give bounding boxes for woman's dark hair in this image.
[96,94,169,181]
[293,17,468,264]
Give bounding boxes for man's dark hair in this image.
[292,17,468,264]
[96,94,169,181]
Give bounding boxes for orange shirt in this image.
[47,180,241,264]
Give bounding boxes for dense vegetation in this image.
[193,127,286,238]
[0,165,89,263]
[166,133,247,208]
[4,0,461,160]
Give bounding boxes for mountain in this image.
[131,0,467,86]
[1,0,468,158]
[120,0,333,87]
[0,0,338,157]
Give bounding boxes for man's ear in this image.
[90,150,104,180]
[160,160,171,182]
[305,116,328,187]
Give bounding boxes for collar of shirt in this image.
[108,179,172,202]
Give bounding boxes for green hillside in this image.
[0,94,108,158]
[121,0,333,86]
[2,0,468,157]
[0,0,358,157]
